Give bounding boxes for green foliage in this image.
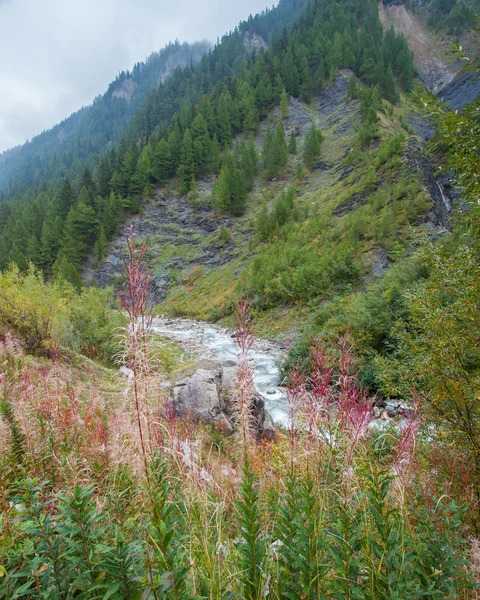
[0,0,415,280]
[356,86,380,147]
[288,131,297,155]
[0,265,118,361]
[263,122,288,178]
[303,122,323,169]
[280,88,290,119]
[374,86,480,480]
[214,151,248,215]
[427,0,479,34]
[235,462,267,599]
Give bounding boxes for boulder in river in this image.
[172,364,276,440]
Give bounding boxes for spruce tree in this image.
[231,169,247,216]
[178,128,195,194]
[168,123,183,169]
[57,178,76,220]
[304,122,323,169]
[274,121,288,174]
[280,88,290,119]
[53,253,83,291]
[191,113,210,174]
[82,167,96,200]
[96,156,112,198]
[61,203,98,267]
[241,137,258,192]
[288,131,297,155]
[154,138,172,184]
[93,226,108,265]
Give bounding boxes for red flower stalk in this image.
[117,225,155,484]
[234,295,256,460]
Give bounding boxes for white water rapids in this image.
[152,318,289,425]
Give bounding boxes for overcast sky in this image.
[0,0,273,153]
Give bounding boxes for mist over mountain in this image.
[0,40,211,192]
[2,1,480,595]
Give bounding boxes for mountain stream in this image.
[153,318,289,425]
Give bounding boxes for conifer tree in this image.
[78,186,93,208]
[208,134,221,173]
[168,123,183,169]
[96,156,112,198]
[263,122,288,178]
[231,169,247,216]
[304,122,323,169]
[154,138,172,184]
[280,88,290,119]
[178,128,195,194]
[81,167,96,201]
[347,76,359,100]
[217,93,232,145]
[274,121,288,173]
[53,253,84,291]
[241,137,259,192]
[58,178,76,220]
[39,215,63,273]
[93,226,108,265]
[191,113,210,174]
[288,131,297,155]
[61,203,98,267]
[133,145,154,196]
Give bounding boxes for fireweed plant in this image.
[0,232,478,598]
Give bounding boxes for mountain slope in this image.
[380,0,480,106]
[0,0,310,198]
[0,41,211,195]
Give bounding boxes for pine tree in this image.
[231,169,247,216]
[381,65,399,105]
[274,121,288,173]
[207,134,221,173]
[93,226,108,265]
[168,123,183,170]
[57,178,76,220]
[191,113,210,174]
[178,128,195,194]
[96,156,112,198]
[347,76,359,100]
[288,131,297,155]
[39,214,63,273]
[280,88,290,119]
[154,138,172,184]
[61,203,98,267]
[262,123,288,178]
[217,93,232,145]
[133,145,154,196]
[304,122,323,169]
[216,155,234,212]
[53,253,84,291]
[82,167,96,200]
[78,186,93,208]
[241,137,258,192]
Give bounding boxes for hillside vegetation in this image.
[2,0,480,597]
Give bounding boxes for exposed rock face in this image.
[244,32,268,51]
[379,2,456,92]
[112,78,137,103]
[84,191,236,302]
[172,363,276,440]
[403,137,451,226]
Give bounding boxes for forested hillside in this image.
[0,40,211,195]
[2,0,480,596]
[0,0,414,281]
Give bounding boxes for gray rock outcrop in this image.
[172,363,276,440]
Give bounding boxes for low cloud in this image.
[0,0,272,152]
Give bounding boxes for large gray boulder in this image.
[172,363,276,440]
